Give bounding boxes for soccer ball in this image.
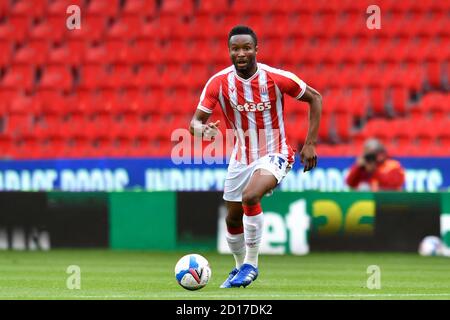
[174,254,211,290]
[418,236,442,256]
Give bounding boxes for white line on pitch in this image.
[8,293,449,299]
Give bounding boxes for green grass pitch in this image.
[0,250,449,300]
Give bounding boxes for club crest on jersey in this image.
[231,101,272,112]
[260,85,268,95]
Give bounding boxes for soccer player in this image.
[189,26,322,288]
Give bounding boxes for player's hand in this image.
[202,120,220,141]
[300,144,318,172]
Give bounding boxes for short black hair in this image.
[228,25,257,46]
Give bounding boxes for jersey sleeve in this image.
[382,160,405,190]
[197,76,220,114]
[346,164,366,189]
[269,68,307,100]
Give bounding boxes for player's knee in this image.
[242,190,260,206]
[226,215,242,227]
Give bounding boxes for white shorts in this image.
[223,153,293,202]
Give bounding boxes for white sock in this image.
[243,212,264,268]
[226,232,246,269]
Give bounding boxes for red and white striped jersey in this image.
[197,63,307,165]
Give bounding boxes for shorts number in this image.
[269,155,286,170]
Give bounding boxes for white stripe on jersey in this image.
[218,83,227,116]
[198,105,213,114]
[219,83,238,163]
[258,69,275,154]
[228,72,247,164]
[197,66,234,112]
[275,85,288,156]
[243,81,258,164]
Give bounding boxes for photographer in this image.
[346,139,405,191]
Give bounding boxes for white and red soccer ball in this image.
[418,236,443,256]
[175,254,211,290]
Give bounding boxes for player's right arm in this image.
[346,164,365,189]
[189,75,221,139]
[189,109,220,140]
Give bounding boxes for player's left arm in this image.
[298,85,322,172]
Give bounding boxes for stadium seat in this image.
[108,15,143,40]
[38,66,73,92]
[47,0,85,16]
[1,65,35,91]
[8,15,29,42]
[159,0,194,17]
[196,0,231,16]
[87,0,120,18]
[135,64,164,90]
[422,93,447,119]
[13,41,48,66]
[48,45,78,66]
[29,20,65,43]
[389,87,409,115]
[78,63,109,90]
[5,95,35,135]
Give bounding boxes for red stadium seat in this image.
[389,87,409,115]
[48,45,80,66]
[160,64,190,89]
[78,63,109,90]
[415,120,437,148]
[123,0,156,17]
[107,15,143,40]
[47,0,85,18]
[0,132,13,158]
[318,113,331,142]
[87,0,120,18]
[136,89,164,115]
[426,61,442,88]
[8,15,30,42]
[108,64,139,90]
[391,120,414,149]
[1,65,35,91]
[196,0,231,15]
[5,95,35,135]
[135,64,163,90]
[335,113,352,141]
[160,0,194,17]
[66,21,102,43]
[29,20,63,43]
[13,41,48,66]
[38,66,73,92]
[422,93,447,120]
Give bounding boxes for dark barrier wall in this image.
[0,192,108,249]
[0,191,448,253]
[374,193,441,252]
[177,192,221,249]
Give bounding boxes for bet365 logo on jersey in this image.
[231,101,272,112]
